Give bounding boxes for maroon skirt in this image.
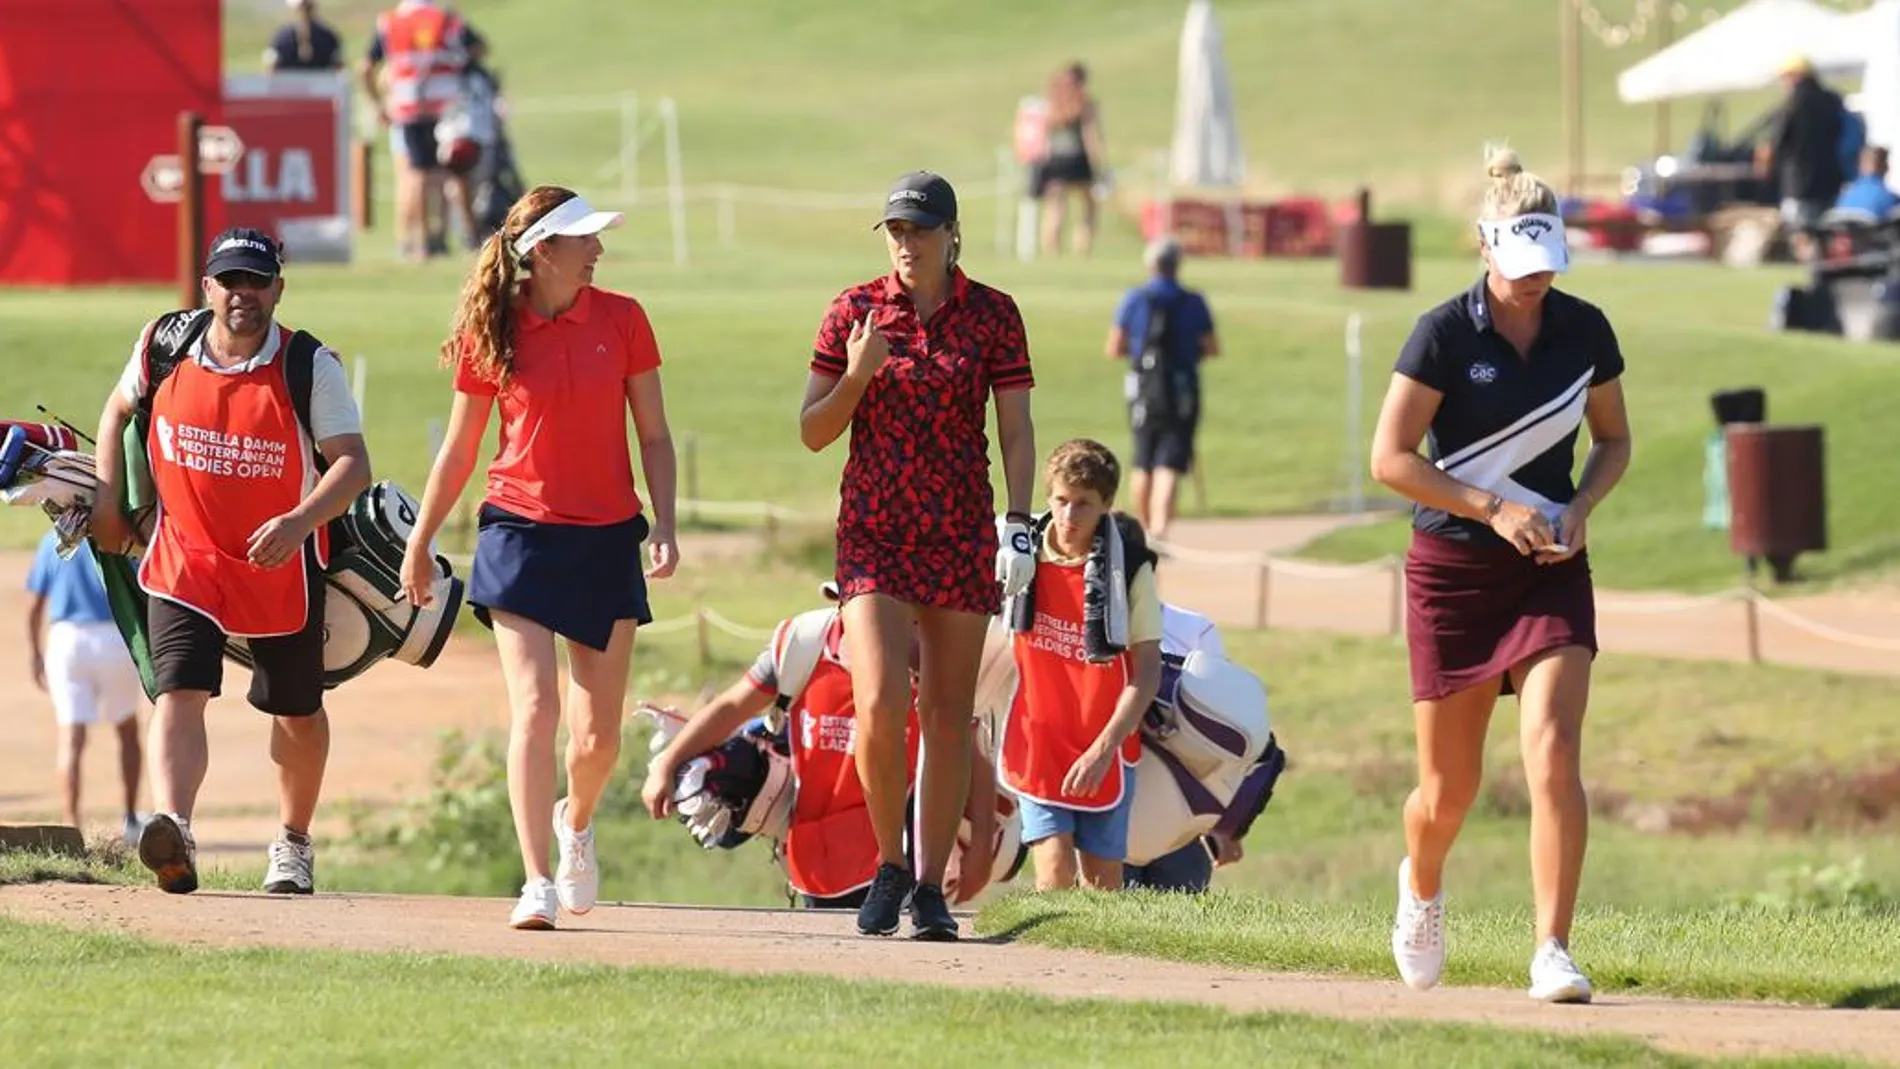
[1403,530,1598,703]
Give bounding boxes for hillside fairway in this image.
[1,884,1894,1066]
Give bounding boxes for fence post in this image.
[351,139,374,230]
[695,609,711,666]
[351,355,368,421]
[177,110,205,312]
[1253,559,1270,629]
[1743,587,1763,665]
[620,92,640,204]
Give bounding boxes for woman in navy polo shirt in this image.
[799,171,1039,942]
[1369,148,1632,1004]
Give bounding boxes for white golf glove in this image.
[995,512,1037,599]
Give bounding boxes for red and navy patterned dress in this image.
[810,269,1034,616]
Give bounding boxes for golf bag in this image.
[667,723,795,851]
[223,480,465,688]
[1124,649,1277,865]
[456,63,525,242]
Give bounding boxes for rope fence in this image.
[1143,537,1900,666]
[424,509,1900,673]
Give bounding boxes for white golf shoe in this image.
[510,877,559,931]
[553,797,599,915]
[1528,938,1594,1003]
[1391,857,1447,991]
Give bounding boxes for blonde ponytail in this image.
[1479,143,1558,220]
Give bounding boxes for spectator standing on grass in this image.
[399,184,680,932]
[24,531,146,845]
[1105,236,1217,544]
[90,228,372,898]
[361,0,485,260]
[1758,54,1846,263]
[1036,62,1108,258]
[265,1,345,73]
[799,170,1039,941]
[1368,147,1632,1004]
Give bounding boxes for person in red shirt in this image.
[400,184,679,931]
[799,171,1039,941]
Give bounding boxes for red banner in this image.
[221,74,352,264]
[0,0,223,285]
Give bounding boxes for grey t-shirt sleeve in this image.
[745,646,778,693]
[307,347,364,441]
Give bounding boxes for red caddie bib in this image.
[780,622,920,899]
[138,353,325,637]
[998,562,1139,811]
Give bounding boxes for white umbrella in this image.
[1616,0,1862,104]
[1169,0,1245,189]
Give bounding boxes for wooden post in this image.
[177,110,205,311]
[1560,0,1583,198]
[694,609,711,666]
[352,140,374,231]
[1253,560,1270,629]
[1744,588,1763,665]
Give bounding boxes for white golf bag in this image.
[975,618,1274,867]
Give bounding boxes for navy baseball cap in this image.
[877,171,957,230]
[204,227,284,279]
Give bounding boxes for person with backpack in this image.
[999,438,1163,891]
[1105,236,1218,543]
[639,584,1005,910]
[88,227,372,896]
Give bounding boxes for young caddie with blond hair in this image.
[998,438,1162,890]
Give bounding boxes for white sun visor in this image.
[1476,213,1570,280]
[513,195,625,258]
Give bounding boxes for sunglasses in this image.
[213,271,275,291]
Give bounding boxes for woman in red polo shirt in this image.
[399,184,679,931]
[799,170,1039,941]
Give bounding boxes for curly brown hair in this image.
[1044,437,1121,501]
[439,184,579,386]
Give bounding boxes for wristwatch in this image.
[1480,494,1503,521]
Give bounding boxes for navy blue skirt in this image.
[468,503,653,652]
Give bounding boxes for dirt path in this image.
[5,515,1897,860]
[1,884,1892,1065]
[1154,515,1900,679]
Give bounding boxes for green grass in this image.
[3,3,1893,592]
[0,917,1869,1069]
[975,891,1900,1008]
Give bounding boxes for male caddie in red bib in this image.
[90,228,372,899]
